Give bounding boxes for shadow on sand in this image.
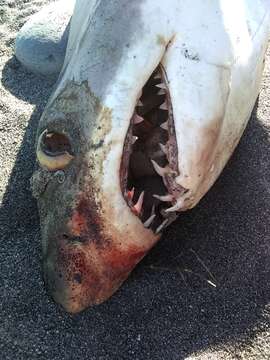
[0,56,269,359]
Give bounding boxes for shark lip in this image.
[120,65,187,234]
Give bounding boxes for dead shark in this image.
[16,0,270,313]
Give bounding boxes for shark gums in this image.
[16,0,270,313]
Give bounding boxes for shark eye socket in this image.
[37,130,74,171]
[41,131,72,156]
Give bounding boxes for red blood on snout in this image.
[58,197,147,307]
[69,210,88,236]
[101,245,146,283]
[55,241,104,306]
[68,197,105,246]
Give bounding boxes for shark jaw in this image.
[120,65,186,233]
[28,0,270,312]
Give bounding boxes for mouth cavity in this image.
[120,65,187,234]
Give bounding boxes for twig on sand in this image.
[147,265,171,272]
[176,266,188,287]
[189,248,217,284]
[183,268,217,288]
[147,247,217,288]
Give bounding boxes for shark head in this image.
[30,0,270,312]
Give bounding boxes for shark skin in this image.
[17,0,270,313]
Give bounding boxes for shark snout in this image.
[43,236,103,313]
[42,200,151,313]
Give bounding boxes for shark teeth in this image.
[126,187,135,201]
[155,219,169,234]
[159,102,168,111]
[160,121,169,130]
[122,66,182,234]
[143,214,156,228]
[133,114,144,124]
[156,83,167,90]
[153,194,174,202]
[165,199,184,213]
[159,143,167,154]
[151,160,169,177]
[157,89,166,95]
[132,191,145,216]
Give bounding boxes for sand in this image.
[0,1,270,359]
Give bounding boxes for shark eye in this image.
[37,130,74,171]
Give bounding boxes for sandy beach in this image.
[0,1,270,359]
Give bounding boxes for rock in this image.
[15,0,75,77]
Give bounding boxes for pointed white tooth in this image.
[156,83,167,89]
[157,89,166,95]
[164,212,179,227]
[159,102,168,111]
[133,114,144,124]
[155,219,169,234]
[151,204,156,216]
[159,143,167,154]
[160,121,169,130]
[165,199,184,213]
[153,194,174,202]
[151,160,168,177]
[154,73,161,80]
[137,100,143,107]
[143,214,156,228]
[126,187,135,201]
[133,191,145,215]
[132,136,138,144]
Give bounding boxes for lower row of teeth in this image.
[125,187,178,234]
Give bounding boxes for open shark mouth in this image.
[121,65,185,234]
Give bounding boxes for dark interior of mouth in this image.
[121,66,185,234]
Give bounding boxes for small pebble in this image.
[15,0,75,77]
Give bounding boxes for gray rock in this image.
[15,0,75,77]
